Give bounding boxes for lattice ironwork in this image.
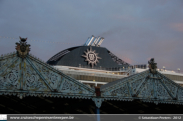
[101,66,183,105]
[0,51,95,99]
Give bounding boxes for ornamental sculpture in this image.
[15,36,30,58]
[82,47,101,68]
[148,58,157,74]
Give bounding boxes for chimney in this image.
[96,37,104,47]
[87,35,95,46]
[84,37,90,46]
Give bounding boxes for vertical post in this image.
[177,68,180,73]
[95,83,97,87]
[96,107,100,121]
[20,58,24,90]
[163,66,165,71]
[94,87,101,121]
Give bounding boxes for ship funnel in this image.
[94,37,101,46]
[86,35,94,46]
[84,35,104,46]
[91,37,98,46]
[84,37,90,46]
[97,37,104,47]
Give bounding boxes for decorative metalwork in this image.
[25,63,48,91]
[42,66,58,85]
[111,83,130,96]
[131,78,143,93]
[0,60,6,68]
[82,47,101,68]
[160,77,178,98]
[0,51,95,97]
[178,88,183,100]
[155,80,172,99]
[138,79,154,98]
[0,56,17,74]
[32,61,60,89]
[61,80,82,92]
[101,67,183,105]
[148,58,157,74]
[16,36,30,58]
[92,98,104,108]
[0,59,20,90]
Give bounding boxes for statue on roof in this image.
[148,58,157,74]
[15,36,31,58]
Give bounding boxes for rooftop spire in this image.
[148,58,157,74]
[15,36,31,58]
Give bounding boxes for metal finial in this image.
[16,36,30,58]
[19,36,27,42]
[148,58,157,74]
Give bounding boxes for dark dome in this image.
[47,46,130,68]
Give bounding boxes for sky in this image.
[0,0,183,71]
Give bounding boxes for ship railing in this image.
[78,65,132,72]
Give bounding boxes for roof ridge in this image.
[100,70,149,90]
[0,51,17,60]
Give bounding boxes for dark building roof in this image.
[47,46,130,68]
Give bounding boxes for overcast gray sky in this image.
[0,0,183,71]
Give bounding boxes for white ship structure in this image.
[47,35,183,87]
